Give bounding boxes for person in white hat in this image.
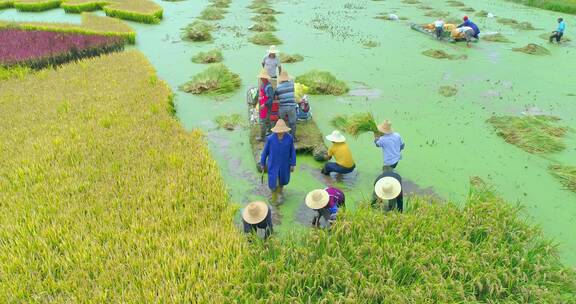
[260,119,296,203]
[242,201,273,239]
[372,171,403,212]
[305,187,345,228]
[322,130,355,176]
[261,45,282,79]
[374,120,404,171]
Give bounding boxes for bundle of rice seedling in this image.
[247,0,268,10]
[549,164,576,192]
[513,43,550,55]
[249,22,276,32]
[248,32,282,45]
[251,14,276,23]
[497,17,518,25]
[447,0,465,7]
[295,70,349,95]
[183,20,214,41]
[461,7,475,12]
[209,0,230,8]
[476,10,489,17]
[422,49,467,60]
[180,63,241,95]
[256,7,278,14]
[330,113,378,137]
[279,53,303,63]
[191,49,223,64]
[215,114,243,130]
[514,21,536,30]
[424,10,450,18]
[199,6,226,20]
[487,115,568,154]
[402,0,419,4]
[438,85,458,97]
[482,33,512,43]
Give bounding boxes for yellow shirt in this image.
[328,142,355,168]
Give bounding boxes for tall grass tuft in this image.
[199,6,226,20]
[487,115,568,154]
[191,49,223,64]
[249,32,282,45]
[180,63,241,95]
[249,22,276,32]
[183,20,214,41]
[295,70,349,95]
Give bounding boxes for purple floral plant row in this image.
[0,28,125,69]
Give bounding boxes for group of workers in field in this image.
[244,47,406,236]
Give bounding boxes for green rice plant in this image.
[549,164,576,192]
[214,114,243,130]
[232,178,576,302]
[482,33,512,43]
[0,0,14,8]
[13,0,61,11]
[279,53,303,63]
[103,0,163,24]
[191,49,223,64]
[249,22,276,32]
[295,70,348,95]
[417,4,432,10]
[180,63,240,95]
[330,113,378,137]
[0,50,248,302]
[248,32,282,45]
[251,14,276,23]
[422,49,467,60]
[0,13,136,43]
[0,65,30,80]
[438,85,458,97]
[61,0,106,13]
[209,0,230,8]
[476,9,489,17]
[503,0,576,14]
[513,43,550,55]
[487,115,568,154]
[199,6,226,20]
[183,20,214,41]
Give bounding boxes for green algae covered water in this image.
[2,0,575,265]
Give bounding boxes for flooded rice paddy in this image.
[2,0,575,264]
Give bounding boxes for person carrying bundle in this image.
[257,69,274,142]
[374,120,405,170]
[242,201,274,239]
[305,187,345,229]
[275,71,297,139]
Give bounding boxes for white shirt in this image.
[458,26,473,33]
[388,14,399,21]
[434,20,444,27]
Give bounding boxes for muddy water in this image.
[2,0,575,264]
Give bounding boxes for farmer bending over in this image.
[242,201,273,239]
[322,130,355,176]
[458,16,480,38]
[260,119,296,203]
[262,45,281,79]
[374,120,405,171]
[306,188,345,229]
[550,18,566,44]
[372,172,403,213]
[257,69,274,142]
[275,71,297,140]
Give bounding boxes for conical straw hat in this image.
[305,189,330,210]
[258,68,271,80]
[377,120,393,134]
[325,130,346,143]
[271,119,291,133]
[374,176,402,200]
[278,70,291,83]
[242,201,269,224]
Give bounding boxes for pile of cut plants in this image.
[549,164,576,193]
[215,114,243,130]
[295,70,348,95]
[248,0,281,45]
[183,20,214,41]
[331,112,378,137]
[481,33,512,43]
[513,43,550,55]
[422,49,467,60]
[191,49,223,64]
[438,85,458,97]
[279,53,303,63]
[180,63,240,95]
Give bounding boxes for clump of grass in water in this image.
[461,7,475,12]
[209,0,231,8]
[279,53,304,63]
[362,40,379,48]
[549,164,576,192]
[255,7,279,14]
[214,114,243,130]
[249,22,276,32]
[247,0,269,10]
[476,10,489,17]
[482,33,512,43]
[251,14,276,23]
[486,115,568,154]
[402,0,420,4]
[331,113,378,137]
[497,17,535,30]
[249,32,282,45]
[199,6,226,20]
[538,32,570,42]
[513,43,550,55]
[417,4,433,10]
[424,10,450,18]
[180,63,241,95]
[295,70,349,95]
[447,0,465,7]
[191,49,223,64]
[422,49,467,60]
[439,85,458,97]
[183,20,214,41]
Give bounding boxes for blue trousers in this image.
[322,162,355,175]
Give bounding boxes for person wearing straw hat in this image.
[261,45,282,79]
[257,69,274,142]
[275,70,297,139]
[242,201,274,239]
[374,120,404,171]
[305,187,345,228]
[372,172,404,212]
[322,130,355,176]
[260,119,296,203]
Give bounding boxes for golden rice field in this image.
[1,51,575,302]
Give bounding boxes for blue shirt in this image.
[375,132,405,165]
[558,21,566,33]
[458,20,480,36]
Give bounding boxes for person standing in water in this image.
[260,119,296,203]
[434,18,445,40]
[242,201,274,239]
[262,45,282,79]
[550,18,566,44]
[374,120,405,171]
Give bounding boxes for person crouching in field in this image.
[372,172,404,213]
[257,69,274,142]
[306,187,345,229]
[322,130,355,176]
[242,201,273,239]
[260,119,296,203]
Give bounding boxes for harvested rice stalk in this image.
[249,22,276,32]
[180,63,240,95]
[249,32,282,45]
[422,49,467,60]
[512,44,550,55]
[279,53,304,63]
[183,20,214,41]
[549,164,576,192]
[439,86,458,97]
[482,33,512,43]
[447,0,465,7]
[295,70,349,95]
[215,114,243,130]
[476,10,489,17]
[191,49,223,64]
[251,14,276,23]
[199,6,226,20]
[331,113,378,137]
